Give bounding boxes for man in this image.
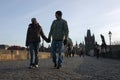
[25,18,48,69]
[48,11,69,69]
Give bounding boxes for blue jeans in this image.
[29,42,40,65]
[51,41,63,65]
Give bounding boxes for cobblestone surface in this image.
[0,56,120,80]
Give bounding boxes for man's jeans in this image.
[29,42,40,65]
[51,41,63,65]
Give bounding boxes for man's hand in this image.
[46,37,51,43]
[25,42,29,47]
[63,39,67,45]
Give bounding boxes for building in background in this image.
[0,44,9,50]
[85,29,95,55]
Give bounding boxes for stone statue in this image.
[100,34,107,53]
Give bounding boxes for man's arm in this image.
[48,21,55,42]
[64,21,69,39]
[63,21,69,45]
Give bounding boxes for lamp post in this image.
[108,31,112,53]
[108,31,112,46]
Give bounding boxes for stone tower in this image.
[85,29,95,55]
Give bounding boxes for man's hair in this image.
[31,18,36,22]
[55,11,62,17]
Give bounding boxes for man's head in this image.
[31,18,38,24]
[55,11,62,19]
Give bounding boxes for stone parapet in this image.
[0,50,51,61]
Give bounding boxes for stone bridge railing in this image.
[0,50,51,61]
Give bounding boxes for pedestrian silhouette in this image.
[48,11,69,69]
[25,18,48,69]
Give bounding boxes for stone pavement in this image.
[0,56,120,80]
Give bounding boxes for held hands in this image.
[46,37,51,43]
[44,36,51,43]
[43,35,51,43]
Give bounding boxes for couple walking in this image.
[25,11,69,69]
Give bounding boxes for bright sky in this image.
[0,0,120,47]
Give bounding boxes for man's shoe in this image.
[54,63,57,67]
[57,64,62,69]
[28,65,34,69]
